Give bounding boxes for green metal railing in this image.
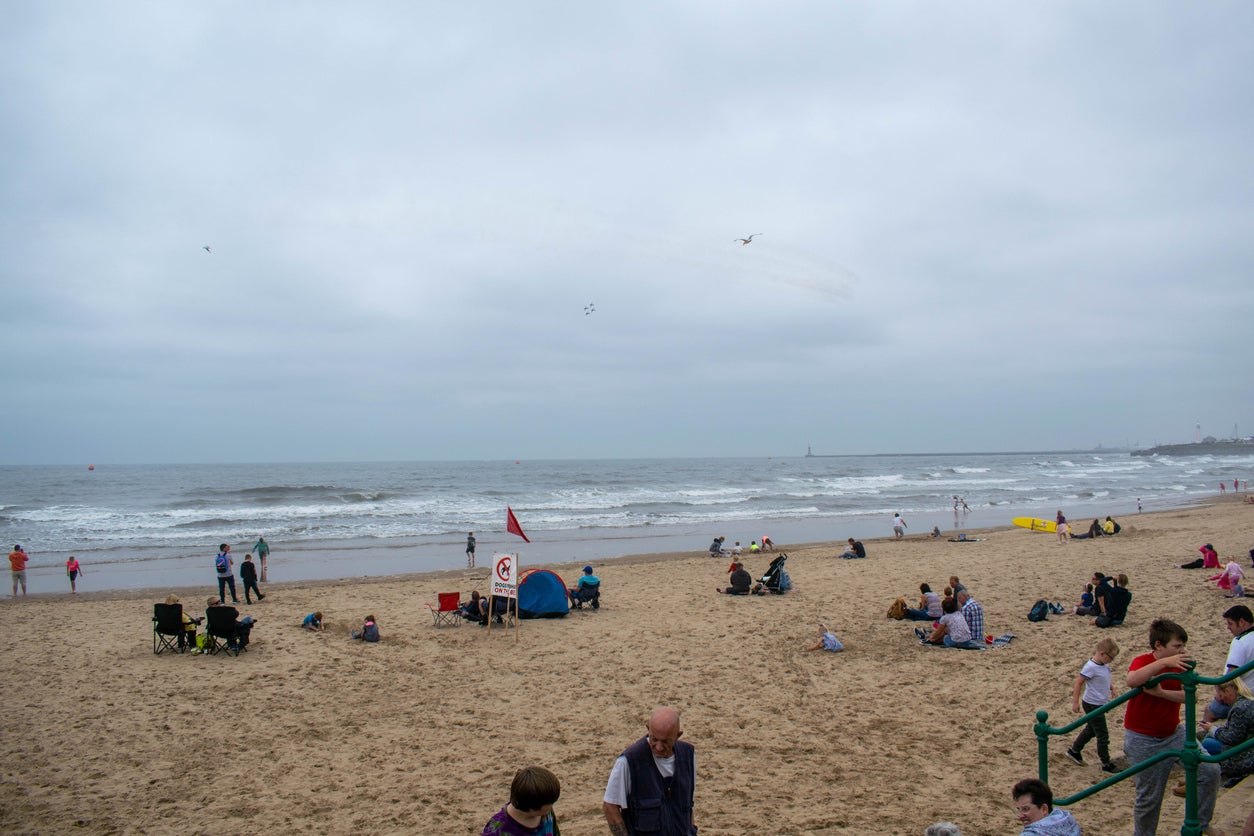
[1033,657,1254,836]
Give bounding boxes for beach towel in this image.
[915,630,1016,650]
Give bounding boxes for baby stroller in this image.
[756,553,792,595]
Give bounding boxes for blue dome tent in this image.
[517,569,570,619]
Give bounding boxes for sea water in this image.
[1,451,1248,593]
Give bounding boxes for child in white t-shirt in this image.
[1066,637,1120,772]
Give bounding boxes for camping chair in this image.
[428,592,463,627]
[205,605,245,656]
[487,594,516,626]
[570,581,601,610]
[153,603,188,654]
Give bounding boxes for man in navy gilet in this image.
[602,706,697,835]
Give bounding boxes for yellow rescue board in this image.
[1012,517,1057,533]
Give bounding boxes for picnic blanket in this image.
[915,628,1016,649]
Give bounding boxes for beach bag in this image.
[887,597,908,620]
[215,554,229,573]
[196,633,211,650]
[1027,599,1050,622]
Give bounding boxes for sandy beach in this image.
[3,497,1254,834]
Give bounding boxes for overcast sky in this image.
[2,2,1251,464]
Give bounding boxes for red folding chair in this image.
[427,592,463,627]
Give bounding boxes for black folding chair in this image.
[153,603,186,654]
[205,606,245,656]
[570,581,601,610]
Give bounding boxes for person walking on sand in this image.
[239,553,265,604]
[892,513,907,539]
[466,532,476,567]
[9,545,29,597]
[66,555,82,593]
[215,543,239,604]
[253,536,270,582]
[603,706,697,835]
[1055,511,1069,544]
[1066,637,1120,773]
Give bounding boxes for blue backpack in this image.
[1027,599,1050,622]
[215,554,229,573]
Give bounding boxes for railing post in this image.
[1179,665,1201,836]
[1034,710,1051,785]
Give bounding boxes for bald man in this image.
[603,706,697,835]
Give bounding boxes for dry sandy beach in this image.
[3,497,1254,834]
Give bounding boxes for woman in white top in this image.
[905,583,943,621]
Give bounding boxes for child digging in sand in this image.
[351,615,380,642]
[806,622,844,652]
[1066,637,1120,773]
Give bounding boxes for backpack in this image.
[215,554,229,573]
[886,597,908,620]
[1028,599,1050,622]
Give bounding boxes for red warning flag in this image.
[506,506,531,543]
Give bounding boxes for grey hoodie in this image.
[1020,807,1081,836]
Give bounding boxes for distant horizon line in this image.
[0,448,1133,467]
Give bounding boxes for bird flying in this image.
[735,234,762,246]
[202,245,212,253]
[584,303,596,315]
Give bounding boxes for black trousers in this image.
[1072,700,1112,764]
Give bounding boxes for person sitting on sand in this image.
[461,590,485,622]
[707,536,725,556]
[1179,543,1220,570]
[930,526,942,539]
[1095,574,1131,628]
[1213,560,1246,595]
[1198,678,1254,787]
[948,576,967,601]
[905,583,943,622]
[957,590,985,643]
[719,562,752,595]
[351,615,380,642]
[1071,583,1097,616]
[918,597,980,648]
[164,594,202,650]
[207,597,257,648]
[839,538,866,559]
[1091,573,1114,619]
[1087,519,1104,539]
[806,622,844,652]
[1104,516,1120,535]
[302,611,324,631]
